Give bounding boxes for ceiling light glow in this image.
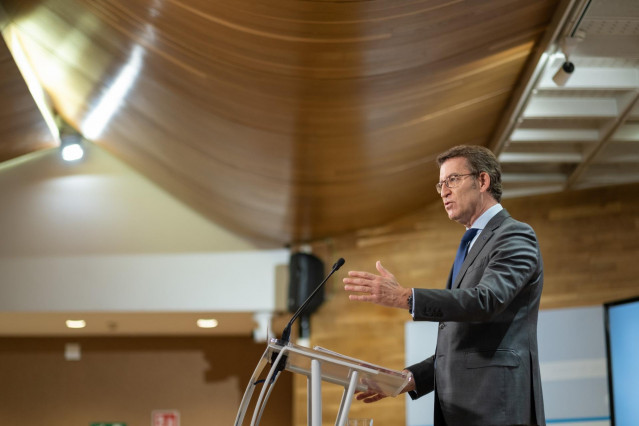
[61,143,84,162]
[82,44,144,140]
[197,318,218,329]
[8,29,60,142]
[66,319,86,329]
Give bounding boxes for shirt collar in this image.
[469,203,503,230]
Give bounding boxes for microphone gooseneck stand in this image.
[234,258,345,426]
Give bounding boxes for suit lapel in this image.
[451,209,510,289]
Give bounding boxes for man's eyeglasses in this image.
[436,173,477,194]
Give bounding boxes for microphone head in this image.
[333,258,345,270]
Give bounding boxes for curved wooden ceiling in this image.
[0,0,562,246]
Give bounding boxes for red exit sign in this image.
[152,410,180,426]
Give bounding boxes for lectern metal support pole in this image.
[254,367,282,425]
[310,359,322,426]
[335,370,359,426]
[249,348,288,426]
[234,349,269,426]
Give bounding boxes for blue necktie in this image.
[450,228,480,288]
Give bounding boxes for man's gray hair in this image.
[436,145,502,202]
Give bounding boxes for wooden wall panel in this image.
[0,336,292,426]
[295,183,639,426]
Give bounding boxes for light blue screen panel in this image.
[606,297,639,426]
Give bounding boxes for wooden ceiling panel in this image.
[0,31,55,162]
[0,0,563,245]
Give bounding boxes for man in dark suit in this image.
[343,145,545,425]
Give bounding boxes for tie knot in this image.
[461,228,479,245]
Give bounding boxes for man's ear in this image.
[479,171,491,192]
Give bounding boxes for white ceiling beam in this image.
[502,185,565,199]
[524,97,618,118]
[502,173,567,183]
[510,128,600,142]
[612,124,639,142]
[499,152,583,163]
[538,66,639,90]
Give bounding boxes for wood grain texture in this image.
[0,0,561,244]
[0,32,56,161]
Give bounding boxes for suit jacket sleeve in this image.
[406,355,435,399]
[412,213,540,322]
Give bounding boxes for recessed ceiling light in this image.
[197,318,218,329]
[66,319,86,329]
[61,143,84,162]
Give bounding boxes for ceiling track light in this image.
[59,132,85,162]
[552,60,575,86]
[552,30,586,87]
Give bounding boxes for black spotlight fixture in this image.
[552,60,575,87]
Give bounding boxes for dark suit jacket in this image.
[406,209,545,425]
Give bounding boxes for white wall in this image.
[0,143,257,257]
[0,251,288,312]
[0,143,289,317]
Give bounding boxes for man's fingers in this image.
[347,270,378,280]
[376,261,396,280]
[355,391,376,400]
[343,277,371,286]
[344,283,371,293]
[356,392,387,403]
[348,294,374,302]
[363,395,385,403]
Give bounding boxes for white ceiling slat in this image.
[499,152,583,163]
[502,185,566,199]
[502,173,567,183]
[523,97,619,118]
[611,123,639,141]
[510,128,600,142]
[538,66,639,89]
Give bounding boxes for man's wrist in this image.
[407,290,413,314]
[402,369,416,393]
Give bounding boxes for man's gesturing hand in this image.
[343,261,412,309]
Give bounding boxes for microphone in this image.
[279,257,345,344]
[271,258,345,375]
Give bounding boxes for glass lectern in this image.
[234,338,410,426]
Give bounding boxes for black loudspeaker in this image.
[287,253,325,315]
